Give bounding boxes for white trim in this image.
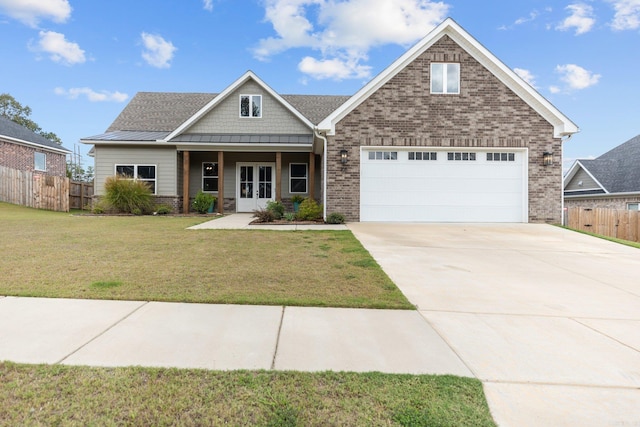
[114,163,158,195]
[318,18,578,138]
[430,63,460,95]
[235,162,276,212]
[201,161,219,193]
[239,94,262,118]
[565,191,640,199]
[562,160,608,194]
[1,134,71,155]
[289,162,308,194]
[165,71,314,141]
[34,152,47,171]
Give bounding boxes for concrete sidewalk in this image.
[0,296,470,375]
[188,213,348,230]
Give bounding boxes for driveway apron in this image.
[348,222,640,427]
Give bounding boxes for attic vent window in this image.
[431,63,460,94]
[240,95,261,118]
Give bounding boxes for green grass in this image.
[560,225,640,249]
[0,202,412,309]
[0,362,495,426]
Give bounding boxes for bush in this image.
[296,198,323,221]
[290,195,304,204]
[284,212,296,222]
[103,175,154,214]
[326,212,346,224]
[253,207,275,223]
[155,204,172,215]
[192,191,216,214]
[266,200,285,219]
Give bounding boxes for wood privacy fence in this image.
[567,207,640,243]
[69,180,94,210]
[0,165,69,212]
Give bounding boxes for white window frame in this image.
[239,94,262,118]
[627,203,639,211]
[289,163,308,194]
[114,164,157,195]
[202,162,218,193]
[34,152,46,171]
[430,63,460,95]
[367,151,398,160]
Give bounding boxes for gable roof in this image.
[0,115,70,154]
[565,134,640,194]
[318,18,579,138]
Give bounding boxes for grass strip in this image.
[559,225,640,249]
[0,362,495,426]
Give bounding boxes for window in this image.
[368,151,398,160]
[431,63,460,94]
[115,164,156,194]
[628,203,639,211]
[240,95,262,118]
[202,162,218,192]
[487,152,516,162]
[290,163,308,193]
[34,152,46,171]
[447,152,476,161]
[408,152,437,161]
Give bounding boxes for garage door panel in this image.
[360,149,527,223]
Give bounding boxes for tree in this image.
[0,93,62,144]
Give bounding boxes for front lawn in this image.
[0,362,496,426]
[0,203,411,309]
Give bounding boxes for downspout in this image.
[561,133,573,226]
[314,128,328,221]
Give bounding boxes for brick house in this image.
[82,18,577,223]
[564,134,640,211]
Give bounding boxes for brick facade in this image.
[326,36,562,223]
[565,196,640,210]
[0,140,67,177]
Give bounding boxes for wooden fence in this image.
[0,165,69,212]
[567,207,640,243]
[69,180,94,210]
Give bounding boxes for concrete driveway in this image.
[348,223,640,427]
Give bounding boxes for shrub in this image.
[253,207,275,223]
[326,212,346,224]
[192,191,216,214]
[155,204,172,215]
[266,200,285,219]
[92,205,104,214]
[103,175,154,214]
[296,198,323,221]
[132,208,143,216]
[290,195,304,204]
[284,212,296,221]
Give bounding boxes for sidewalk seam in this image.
[271,306,286,370]
[54,301,150,365]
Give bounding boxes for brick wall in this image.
[565,196,640,210]
[326,35,562,223]
[0,140,67,177]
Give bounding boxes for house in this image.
[0,115,70,177]
[564,134,640,211]
[81,18,578,223]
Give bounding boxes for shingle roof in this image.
[104,92,350,133]
[580,134,640,193]
[0,115,70,152]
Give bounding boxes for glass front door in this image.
[236,163,275,212]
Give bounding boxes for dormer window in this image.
[240,95,262,118]
[431,63,460,94]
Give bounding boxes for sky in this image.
[1,0,639,171]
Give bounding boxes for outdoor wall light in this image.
[340,149,349,165]
[543,152,553,166]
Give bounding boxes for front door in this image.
[236,163,275,212]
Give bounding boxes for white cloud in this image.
[36,30,85,65]
[255,0,449,80]
[498,9,546,30]
[514,68,537,88]
[141,32,176,68]
[203,0,213,11]
[54,87,129,102]
[0,0,71,27]
[556,3,596,35]
[549,85,561,94]
[554,64,601,92]
[607,0,640,30]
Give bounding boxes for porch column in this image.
[217,151,224,214]
[309,152,315,200]
[182,151,190,213]
[275,151,282,201]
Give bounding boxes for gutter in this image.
[314,129,328,221]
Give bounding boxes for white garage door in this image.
[360,148,527,222]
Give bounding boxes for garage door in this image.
[360,148,527,222]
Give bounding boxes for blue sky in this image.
[1,0,639,170]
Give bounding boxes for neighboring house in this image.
[564,134,640,211]
[0,115,70,177]
[81,18,578,223]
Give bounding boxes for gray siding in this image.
[565,168,602,191]
[94,146,177,196]
[187,81,311,135]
